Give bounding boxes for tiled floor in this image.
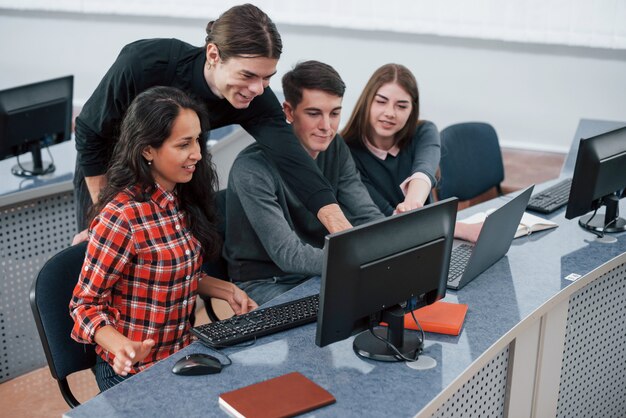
[0,366,99,417]
[0,148,564,417]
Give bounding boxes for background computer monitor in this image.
[560,118,626,178]
[315,198,457,362]
[565,126,626,234]
[0,75,73,177]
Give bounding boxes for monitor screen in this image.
[560,119,626,178]
[0,75,73,177]
[315,198,457,362]
[565,126,626,234]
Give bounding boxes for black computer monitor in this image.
[565,126,626,234]
[0,75,73,177]
[315,198,457,362]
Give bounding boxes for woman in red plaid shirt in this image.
[70,86,257,391]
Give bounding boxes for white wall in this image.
[4,0,626,50]
[1,9,625,152]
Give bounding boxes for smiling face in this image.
[204,44,278,109]
[368,82,413,149]
[142,108,202,191]
[284,89,342,159]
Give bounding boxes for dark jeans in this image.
[235,274,311,306]
[93,355,131,392]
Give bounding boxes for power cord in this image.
[367,310,425,362]
[15,144,55,177]
[217,352,233,368]
[584,208,604,239]
[584,207,619,239]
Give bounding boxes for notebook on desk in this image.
[447,185,534,290]
[218,371,335,418]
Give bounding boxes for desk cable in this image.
[15,143,56,177]
[368,310,425,363]
[192,336,258,368]
[583,207,619,239]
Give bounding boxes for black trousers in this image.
[73,160,94,231]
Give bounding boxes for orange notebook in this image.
[218,371,336,418]
[404,301,468,335]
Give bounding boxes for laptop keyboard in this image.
[448,243,474,282]
[191,294,319,348]
[526,178,572,214]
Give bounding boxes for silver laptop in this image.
[447,185,534,290]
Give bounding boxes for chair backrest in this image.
[29,241,96,408]
[436,122,504,201]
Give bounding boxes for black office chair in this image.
[29,241,96,408]
[200,189,230,322]
[436,122,504,201]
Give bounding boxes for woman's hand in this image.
[394,199,424,214]
[228,284,259,315]
[395,177,431,214]
[94,325,155,376]
[197,274,258,315]
[111,339,155,376]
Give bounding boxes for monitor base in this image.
[594,235,618,244]
[579,214,626,234]
[353,327,423,362]
[11,161,55,178]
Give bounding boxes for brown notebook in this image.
[218,371,336,418]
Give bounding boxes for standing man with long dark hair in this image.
[74,3,352,241]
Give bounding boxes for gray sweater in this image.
[347,121,441,216]
[224,136,384,282]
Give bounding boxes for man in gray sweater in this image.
[223,60,385,305]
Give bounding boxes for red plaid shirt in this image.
[70,183,203,373]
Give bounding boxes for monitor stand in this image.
[579,195,626,234]
[11,142,55,177]
[353,306,423,362]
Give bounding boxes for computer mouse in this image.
[172,353,223,376]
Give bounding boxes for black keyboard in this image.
[448,244,473,282]
[191,294,319,348]
[526,178,572,214]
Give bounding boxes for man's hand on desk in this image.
[317,203,352,234]
[454,222,483,243]
[72,229,89,245]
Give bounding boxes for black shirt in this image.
[74,38,336,213]
[347,121,441,216]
